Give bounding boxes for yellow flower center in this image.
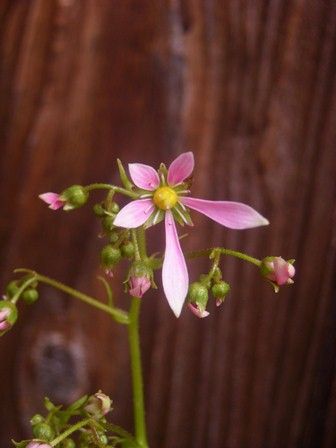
[153,186,178,210]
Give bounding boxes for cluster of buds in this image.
[260,256,295,292]
[188,267,230,318]
[93,197,137,276]
[39,185,89,211]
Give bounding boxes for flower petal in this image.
[39,192,64,210]
[167,152,194,186]
[162,211,189,317]
[188,303,210,318]
[129,163,160,191]
[114,199,155,228]
[181,197,269,229]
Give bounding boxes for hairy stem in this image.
[187,248,261,266]
[85,183,138,199]
[14,269,129,324]
[50,418,92,446]
[128,297,148,447]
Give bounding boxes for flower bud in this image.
[101,245,122,267]
[32,422,55,441]
[109,201,120,214]
[22,288,39,304]
[62,439,76,448]
[260,256,295,288]
[188,282,209,318]
[61,185,88,210]
[121,241,135,258]
[84,391,112,417]
[128,263,152,298]
[27,443,52,448]
[102,215,115,232]
[212,281,230,306]
[0,301,18,334]
[93,203,105,217]
[5,281,19,298]
[109,231,120,243]
[30,414,44,425]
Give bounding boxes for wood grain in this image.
[0,1,336,447]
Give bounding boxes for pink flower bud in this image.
[129,275,151,299]
[39,192,65,210]
[0,302,17,334]
[260,256,295,286]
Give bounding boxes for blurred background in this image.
[0,0,336,447]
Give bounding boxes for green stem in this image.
[187,248,261,266]
[50,417,92,446]
[85,183,139,199]
[128,297,148,448]
[14,269,129,324]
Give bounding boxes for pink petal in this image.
[39,192,64,210]
[181,197,269,229]
[188,303,210,318]
[162,211,189,317]
[167,152,194,186]
[129,163,160,191]
[0,309,10,321]
[0,320,10,331]
[273,258,292,285]
[113,199,154,228]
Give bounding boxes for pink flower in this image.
[129,275,151,298]
[39,192,64,210]
[114,152,269,317]
[261,256,295,286]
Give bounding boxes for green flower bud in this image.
[30,414,44,425]
[32,422,55,441]
[121,241,135,258]
[101,245,121,267]
[5,281,19,298]
[109,201,120,214]
[61,185,88,210]
[102,215,115,232]
[22,288,39,304]
[93,203,105,217]
[62,438,76,448]
[188,282,208,309]
[109,231,120,244]
[212,282,230,306]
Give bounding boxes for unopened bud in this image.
[102,215,115,232]
[61,185,88,210]
[27,443,52,448]
[93,203,105,217]
[84,391,112,417]
[188,282,209,318]
[128,263,152,298]
[22,288,39,304]
[5,281,19,298]
[211,281,230,306]
[62,439,76,448]
[30,414,44,425]
[260,256,295,288]
[0,301,17,334]
[101,245,122,267]
[32,422,55,441]
[121,241,135,258]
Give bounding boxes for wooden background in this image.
[1,1,336,447]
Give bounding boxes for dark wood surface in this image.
[1,1,336,447]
